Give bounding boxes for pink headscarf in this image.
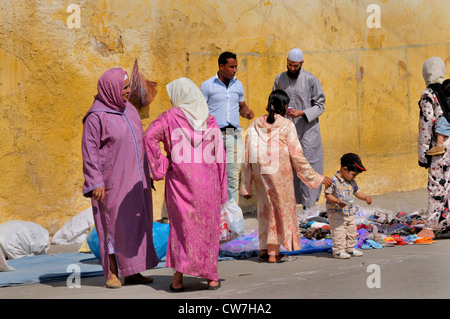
[95,68,128,112]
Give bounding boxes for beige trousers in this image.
[328,213,358,254]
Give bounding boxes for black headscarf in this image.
[428,83,450,123]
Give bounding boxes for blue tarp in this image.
[1,221,171,288]
[0,252,104,287]
[0,227,334,287]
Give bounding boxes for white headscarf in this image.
[166,77,209,131]
[422,57,446,86]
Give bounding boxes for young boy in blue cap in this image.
[325,153,372,259]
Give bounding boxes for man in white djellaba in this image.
[273,48,326,210]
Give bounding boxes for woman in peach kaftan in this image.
[240,90,331,263]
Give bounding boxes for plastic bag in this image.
[86,222,169,261]
[0,220,49,259]
[151,222,170,261]
[219,199,244,243]
[128,59,157,109]
[51,207,94,245]
[86,227,100,259]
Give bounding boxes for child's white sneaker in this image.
[348,249,363,257]
[334,251,351,259]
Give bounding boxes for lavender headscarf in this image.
[95,68,128,111]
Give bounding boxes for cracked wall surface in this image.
[0,0,449,234]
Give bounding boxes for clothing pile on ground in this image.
[298,205,444,249]
[219,204,443,259]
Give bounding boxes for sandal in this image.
[124,273,154,286]
[258,252,269,261]
[207,281,221,290]
[169,283,185,292]
[416,237,436,245]
[365,239,382,249]
[105,275,122,289]
[405,235,418,244]
[384,237,396,247]
[268,254,297,263]
[392,235,407,245]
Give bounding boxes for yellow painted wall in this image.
[0,0,449,234]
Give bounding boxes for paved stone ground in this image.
[3,189,448,307]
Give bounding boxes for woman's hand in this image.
[92,186,105,202]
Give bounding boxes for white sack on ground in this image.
[0,220,49,259]
[51,207,94,245]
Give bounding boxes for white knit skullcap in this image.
[288,48,303,62]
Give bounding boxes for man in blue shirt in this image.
[201,52,254,202]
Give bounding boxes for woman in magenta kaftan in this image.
[82,68,158,288]
[144,78,227,291]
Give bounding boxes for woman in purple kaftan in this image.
[144,77,227,291]
[82,68,159,289]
